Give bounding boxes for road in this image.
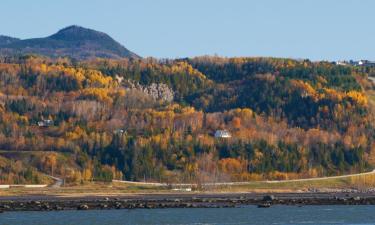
[46,175,63,188]
[266,169,375,184]
[368,76,375,83]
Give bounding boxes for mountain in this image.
[0,25,139,59]
[0,35,20,45]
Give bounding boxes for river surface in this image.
[1,205,375,225]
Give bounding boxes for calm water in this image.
[1,205,375,225]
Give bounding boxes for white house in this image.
[357,60,375,67]
[114,129,126,135]
[37,119,53,127]
[335,61,348,66]
[214,130,231,138]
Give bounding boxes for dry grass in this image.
[211,173,375,192]
[1,173,375,197]
[0,181,169,197]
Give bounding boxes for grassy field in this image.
[212,174,375,192]
[0,181,169,197]
[1,172,375,197]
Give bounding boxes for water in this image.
[1,205,375,225]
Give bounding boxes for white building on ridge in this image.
[214,130,231,138]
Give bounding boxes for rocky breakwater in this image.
[1,194,375,212]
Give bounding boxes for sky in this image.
[1,0,374,61]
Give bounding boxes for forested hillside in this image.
[0,55,374,184]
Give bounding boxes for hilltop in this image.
[0,35,20,45]
[0,25,139,59]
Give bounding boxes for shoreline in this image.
[1,192,375,212]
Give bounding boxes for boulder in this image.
[77,204,89,210]
[257,202,271,208]
[351,196,361,201]
[263,195,275,201]
[115,203,122,209]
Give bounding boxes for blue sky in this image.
[1,0,374,60]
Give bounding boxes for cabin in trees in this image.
[334,60,375,67]
[335,61,348,66]
[214,130,232,138]
[358,60,375,67]
[37,119,53,127]
[114,129,126,135]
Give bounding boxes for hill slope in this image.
[0,35,20,46]
[0,56,373,184]
[0,26,139,59]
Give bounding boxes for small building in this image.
[357,60,375,67]
[335,61,348,66]
[115,75,124,83]
[37,119,53,127]
[114,129,126,135]
[214,130,231,138]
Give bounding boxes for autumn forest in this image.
[0,55,375,184]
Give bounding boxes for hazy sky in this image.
[1,0,374,60]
